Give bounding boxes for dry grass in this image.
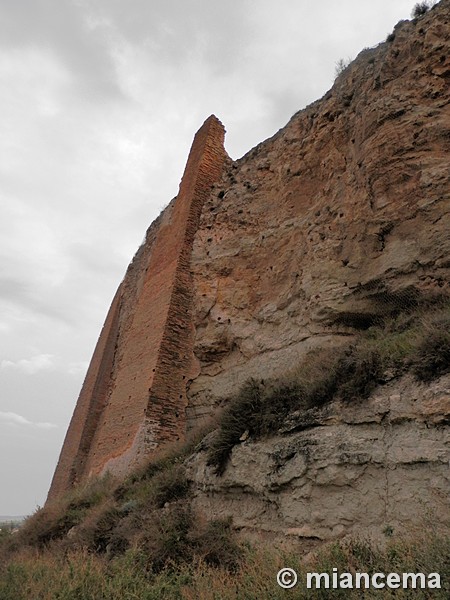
[2,424,241,576]
[1,530,448,599]
[411,311,450,381]
[207,301,450,473]
[12,474,116,551]
[1,300,448,597]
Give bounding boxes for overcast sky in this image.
[0,0,419,516]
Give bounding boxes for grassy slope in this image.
[1,301,449,598]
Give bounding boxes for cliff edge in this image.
[48,0,449,545]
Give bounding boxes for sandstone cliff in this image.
[187,372,450,544]
[188,2,450,420]
[184,1,450,543]
[49,0,449,545]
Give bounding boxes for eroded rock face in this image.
[186,374,450,544]
[184,4,450,542]
[49,1,449,546]
[187,3,450,424]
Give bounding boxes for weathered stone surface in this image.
[48,0,450,547]
[187,3,450,421]
[186,374,450,543]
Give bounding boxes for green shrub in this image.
[114,424,213,502]
[335,57,351,78]
[135,505,242,575]
[207,379,266,474]
[68,473,115,510]
[192,517,242,572]
[337,346,383,401]
[151,465,191,508]
[139,503,195,572]
[0,524,14,541]
[15,475,115,550]
[207,345,385,473]
[412,1,430,18]
[16,504,80,549]
[76,504,126,555]
[412,327,450,382]
[206,378,307,473]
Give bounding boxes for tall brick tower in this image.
[47,115,228,502]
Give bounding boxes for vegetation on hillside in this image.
[1,297,448,597]
[411,1,438,19]
[1,433,240,573]
[208,299,450,473]
[1,526,448,599]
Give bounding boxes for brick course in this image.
[47,115,228,501]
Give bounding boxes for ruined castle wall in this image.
[48,116,228,499]
[145,122,230,447]
[48,2,450,545]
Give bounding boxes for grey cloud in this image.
[0,411,57,429]
[0,354,55,375]
[0,275,75,325]
[0,276,29,301]
[0,354,86,377]
[86,0,252,74]
[0,0,123,101]
[67,241,126,276]
[0,0,251,103]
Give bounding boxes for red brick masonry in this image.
[47,116,228,502]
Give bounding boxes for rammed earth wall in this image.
[48,116,228,501]
[48,3,450,517]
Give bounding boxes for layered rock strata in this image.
[49,0,449,532]
[187,374,450,543]
[187,2,450,422]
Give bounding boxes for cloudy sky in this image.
[0,0,419,516]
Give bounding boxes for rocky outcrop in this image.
[49,0,449,550]
[187,2,450,424]
[182,2,450,543]
[187,373,450,544]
